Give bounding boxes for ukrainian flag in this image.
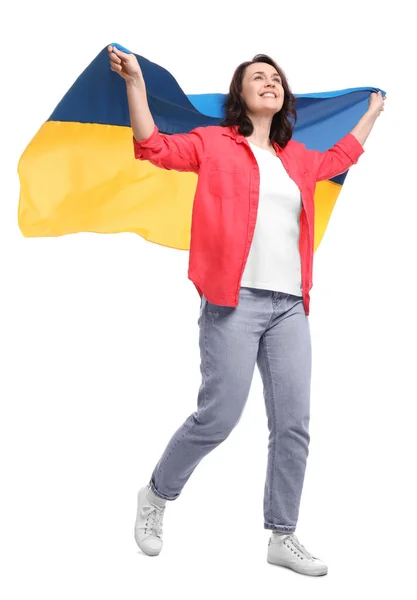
[17,43,385,252]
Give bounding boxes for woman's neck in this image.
[246,115,273,150]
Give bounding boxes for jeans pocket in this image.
[201,293,206,307]
[199,294,207,319]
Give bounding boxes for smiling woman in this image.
[222,53,296,151]
[17,43,384,577]
[111,46,380,577]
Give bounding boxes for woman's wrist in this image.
[125,74,145,89]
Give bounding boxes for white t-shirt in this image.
[240,142,303,297]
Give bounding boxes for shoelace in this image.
[140,504,165,537]
[284,534,314,560]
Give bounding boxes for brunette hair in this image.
[220,54,297,148]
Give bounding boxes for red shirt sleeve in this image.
[133,124,206,174]
[302,133,365,181]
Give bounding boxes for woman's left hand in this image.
[368,90,386,117]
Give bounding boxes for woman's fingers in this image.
[108,47,121,62]
[108,46,123,63]
[110,45,129,60]
[108,44,141,79]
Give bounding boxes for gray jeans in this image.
[149,286,312,532]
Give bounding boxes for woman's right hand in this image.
[108,45,143,82]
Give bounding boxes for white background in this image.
[1,0,416,597]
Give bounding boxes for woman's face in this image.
[241,62,284,116]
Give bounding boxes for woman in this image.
[108,45,385,576]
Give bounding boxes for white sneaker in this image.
[134,485,166,556]
[267,533,328,576]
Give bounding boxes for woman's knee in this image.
[193,410,242,443]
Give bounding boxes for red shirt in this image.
[133,124,364,315]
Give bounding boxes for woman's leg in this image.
[256,293,312,532]
[149,288,266,501]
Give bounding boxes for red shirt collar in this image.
[221,125,282,153]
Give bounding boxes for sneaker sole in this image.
[267,557,328,576]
